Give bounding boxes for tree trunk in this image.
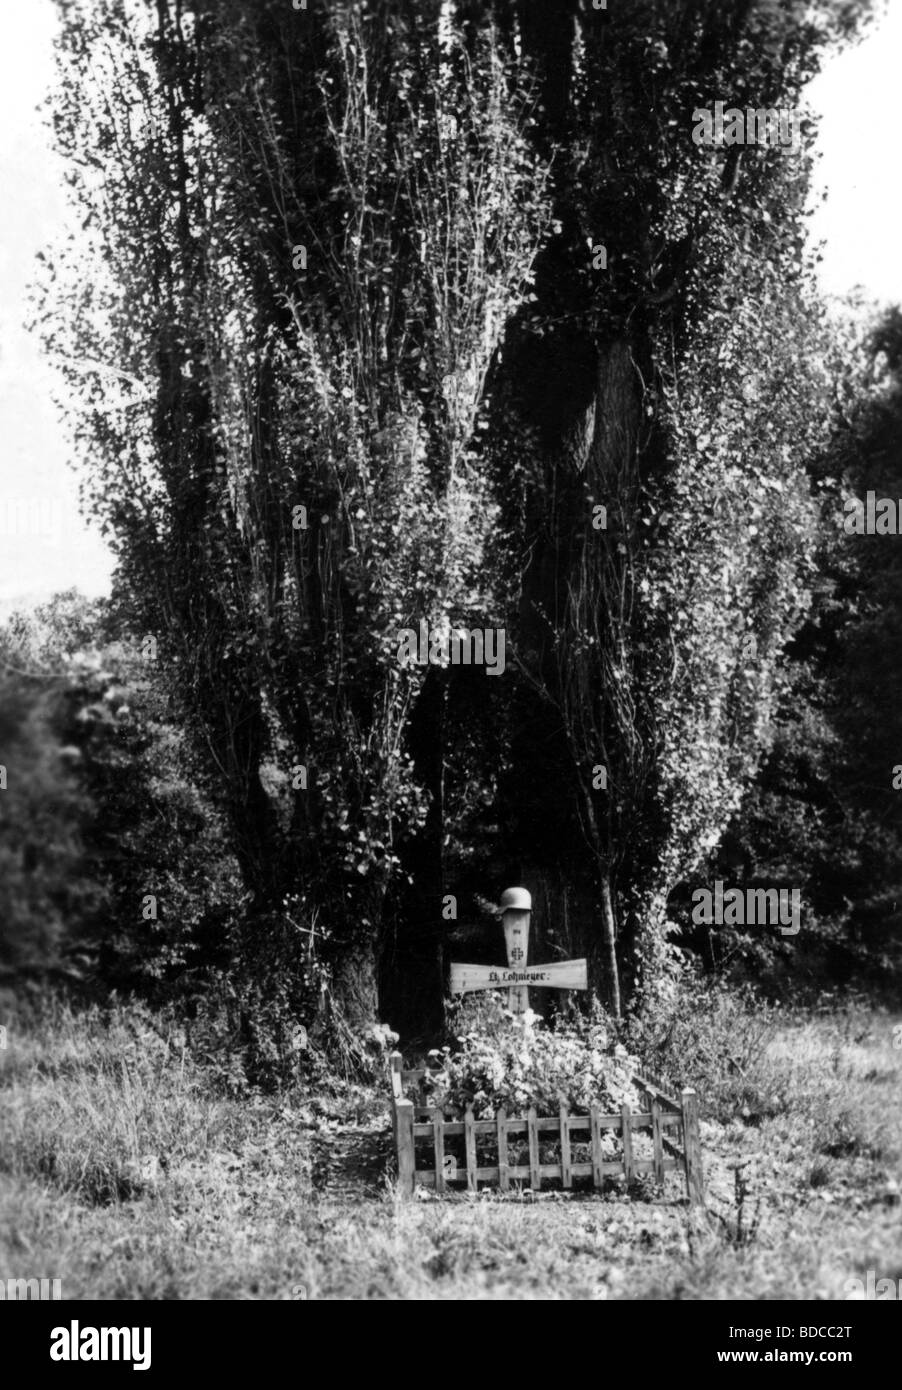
[329,936,380,1036]
[579,784,622,1018]
[599,871,622,1019]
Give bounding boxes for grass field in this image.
[0,998,900,1300]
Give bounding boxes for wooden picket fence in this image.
[389,1053,705,1206]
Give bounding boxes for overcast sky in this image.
[0,0,899,606]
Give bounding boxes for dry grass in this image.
[0,996,900,1299]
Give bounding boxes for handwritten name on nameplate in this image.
[449,960,588,994]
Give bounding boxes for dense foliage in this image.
[424,996,642,1117]
[717,307,902,993]
[18,0,897,1076]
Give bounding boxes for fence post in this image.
[651,1097,664,1184]
[394,1098,416,1199]
[559,1105,572,1189]
[433,1107,446,1193]
[496,1107,509,1191]
[389,1050,404,1102]
[621,1103,633,1185]
[590,1104,603,1189]
[465,1107,478,1192]
[680,1088,705,1208]
[527,1106,541,1189]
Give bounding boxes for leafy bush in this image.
[422,995,642,1119]
[0,595,101,975]
[0,595,247,998]
[621,971,781,1120]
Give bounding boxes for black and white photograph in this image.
[1,0,901,1335]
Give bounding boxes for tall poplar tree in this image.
[42,0,873,1049]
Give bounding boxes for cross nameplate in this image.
[449,887,588,1013]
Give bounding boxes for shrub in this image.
[422,995,642,1119]
[621,970,781,1120]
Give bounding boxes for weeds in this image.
[0,993,900,1298]
[713,1161,762,1247]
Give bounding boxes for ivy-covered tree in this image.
[722,305,902,990]
[483,0,873,1012]
[41,0,550,1047]
[40,0,880,1052]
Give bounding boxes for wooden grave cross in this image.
[450,887,588,1014]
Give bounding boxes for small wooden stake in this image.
[527,1106,541,1189]
[681,1088,705,1208]
[559,1105,572,1189]
[497,1107,509,1191]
